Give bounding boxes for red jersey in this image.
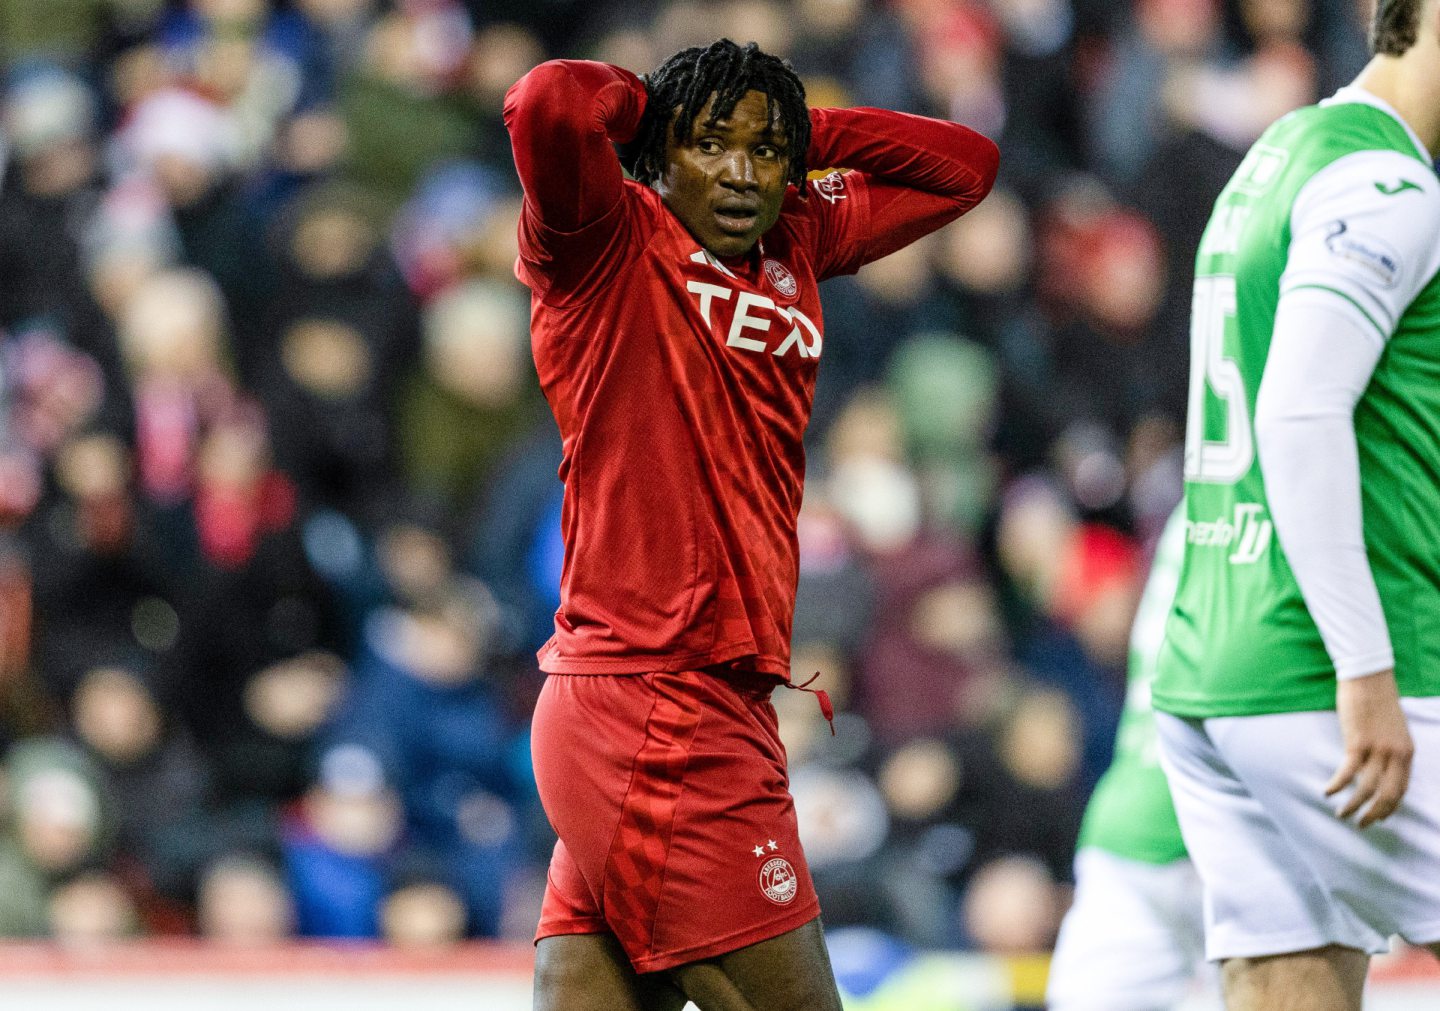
[504,61,997,679]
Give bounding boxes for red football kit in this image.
[505,59,997,972]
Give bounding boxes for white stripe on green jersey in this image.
[1156,89,1440,718]
[1077,508,1187,864]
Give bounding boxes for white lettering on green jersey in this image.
[1155,91,1440,717]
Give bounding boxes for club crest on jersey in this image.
[763,258,798,300]
[759,857,798,905]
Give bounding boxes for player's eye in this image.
[697,138,724,154]
[754,145,780,160]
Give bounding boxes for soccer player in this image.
[1047,508,1211,1010]
[1152,1,1440,1007]
[504,40,998,1010]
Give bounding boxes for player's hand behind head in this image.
[615,74,651,177]
[1326,669,1414,828]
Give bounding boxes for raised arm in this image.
[807,107,999,268]
[503,60,648,233]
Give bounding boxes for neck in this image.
[1354,49,1440,156]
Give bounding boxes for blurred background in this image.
[0,0,1424,1006]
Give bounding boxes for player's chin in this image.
[704,233,759,258]
[703,222,765,258]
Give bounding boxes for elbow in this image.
[1253,386,1298,470]
[974,135,1001,198]
[503,60,576,135]
[944,132,1000,208]
[1253,398,1346,478]
[1253,408,1283,474]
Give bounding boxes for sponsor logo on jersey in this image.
[685,279,823,360]
[1324,220,1402,289]
[759,856,798,905]
[1186,503,1272,565]
[763,258,798,299]
[812,172,848,204]
[1375,178,1422,197]
[689,248,739,279]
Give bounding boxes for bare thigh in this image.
[535,919,844,1011]
[1222,945,1368,1011]
[669,918,844,1011]
[534,933,687,1011]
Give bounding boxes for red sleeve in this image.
[803,107,999,279]
[503,61,650,300]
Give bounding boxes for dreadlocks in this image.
[629,39,810,192]
[1370,0,1428,56]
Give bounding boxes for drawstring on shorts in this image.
[785,672,835,735]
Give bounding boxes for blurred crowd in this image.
[0,0,1367,958]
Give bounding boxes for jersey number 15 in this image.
[1184,274,1254,484]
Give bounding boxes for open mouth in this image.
[714,204,760,235]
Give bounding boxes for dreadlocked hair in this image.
[1370,0,1425,55]
[629,39,810,193]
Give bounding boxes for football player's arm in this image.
[806,107,999,270]
[1255,149,1440,825]
[503,60,647,233]
[1255,293,1391,677]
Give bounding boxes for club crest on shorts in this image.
[758,856,798,905]
[763,258,798,300]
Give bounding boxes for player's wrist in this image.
[1336,668,1400,709]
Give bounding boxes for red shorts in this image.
[532,669,821,974]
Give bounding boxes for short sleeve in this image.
[1282,149,1440,343]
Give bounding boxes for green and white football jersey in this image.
[1078,508,1187,864]
[1155,90,1440,718]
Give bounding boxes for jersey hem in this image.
[1154,685,1440,718]
[1152,692,1334,719]
[1077,840,1190,866]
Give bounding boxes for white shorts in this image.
[1156,699,1440,962]
[1048,848,1213,1011]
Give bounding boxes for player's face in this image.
[655,89,792,258]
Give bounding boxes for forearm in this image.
[503,60,648,232]
[807,107,999,206]
[1255,289,1393,679]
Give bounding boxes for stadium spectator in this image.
[68,662,209,898]
[0,68,100,337]
[0,738,114,937]
[328,576,532,936]
[196,852,297,945]
[281,741,402,938]
[396,279,544,514]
